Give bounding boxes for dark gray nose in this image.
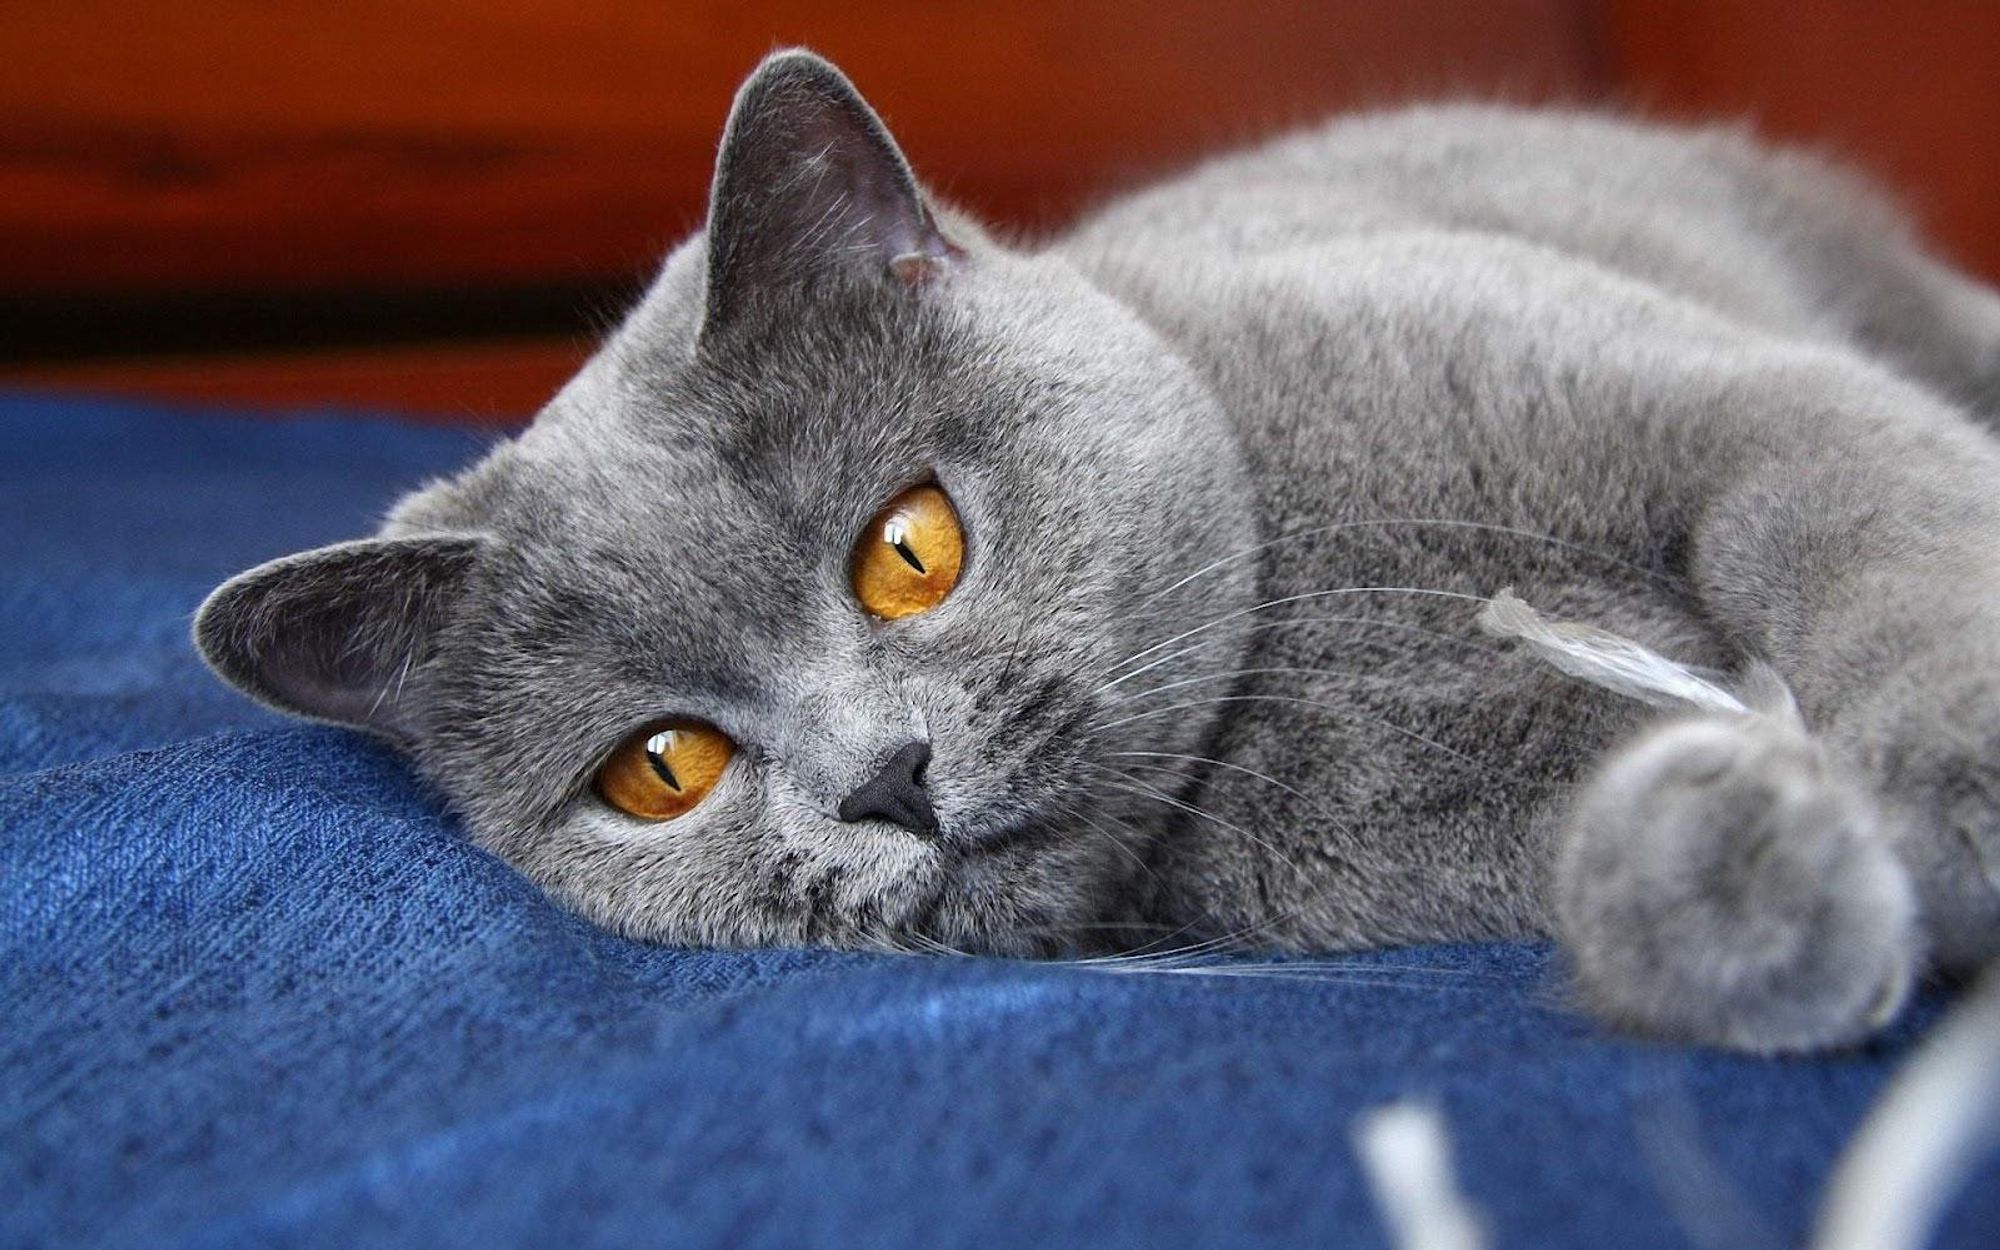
[837,740,937,837]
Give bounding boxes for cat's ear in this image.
[700,49,960,336]
[194,534,483,739]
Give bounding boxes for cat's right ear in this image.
[699,49,960,339]
[193,534,482,740]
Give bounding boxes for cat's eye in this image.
[852,484,965,620]
[594,720,734,821]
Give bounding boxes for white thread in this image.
[1354,1100,1489,1250]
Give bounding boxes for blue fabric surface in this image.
[3,391,1994,1250]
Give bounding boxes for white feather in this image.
[1477,588,1754,716]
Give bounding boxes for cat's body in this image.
[1058,107,2000,1026]
[198,53,2000,1052]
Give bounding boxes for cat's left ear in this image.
[700,49,960,337]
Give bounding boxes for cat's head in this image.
[196,51,1257,953]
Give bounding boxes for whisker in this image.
[1088,767,1315,886]
[1072,770,1399,966]
[1092,614,1510,698]
[1105,586,1493,679]
[904,930,977,959]
[890,918,1512,991]
[1072,963,1497,991]
[1073,807,1169,893]
[1108,665,1421,708]
[1108,750,1313,802]
[1137,516,1676,609]
[1053,832,1238,965]
[1102,760,1367,877]
[1098,696,1569,799]
[1031,940,1511,981]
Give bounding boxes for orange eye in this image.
[852,484,965,620]
[594,720,734,821]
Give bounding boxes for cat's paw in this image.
[1556,713,1918,1053]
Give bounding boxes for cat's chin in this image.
[900,817,1144,957]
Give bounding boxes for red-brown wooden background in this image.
[3,1,1995,420]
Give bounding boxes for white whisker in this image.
[1096,694,1560,792]
[1093,614,1509,698]
[1108,750,1313,802]
[1089,767,1316,886]
[1106,586,1492,679]
[1108,665,1416,707]
[1073,807,1168,893]
[1139,516,1673,609]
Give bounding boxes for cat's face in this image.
[196,51,1257,953]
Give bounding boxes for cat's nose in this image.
[836,740,938,837]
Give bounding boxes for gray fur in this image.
[196,50,2000,1051]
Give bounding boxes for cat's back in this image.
[1058,104,1909,341]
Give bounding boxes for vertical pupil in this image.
[645,731,683,791]
[885,517,927,573]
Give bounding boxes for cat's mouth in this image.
[926,772,1097,859]
[890,786,1157,955]
[937,815,1063,859]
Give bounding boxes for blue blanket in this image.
[3,392,1993,1250]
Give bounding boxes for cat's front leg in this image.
[1812,623,2000,971]
[1692,449,2000,983]
[1554,710,1919,1052]
[1556,360,2000,1050]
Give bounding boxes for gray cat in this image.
[196,50,2000,1052]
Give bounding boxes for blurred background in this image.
[3,1,1996,424]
